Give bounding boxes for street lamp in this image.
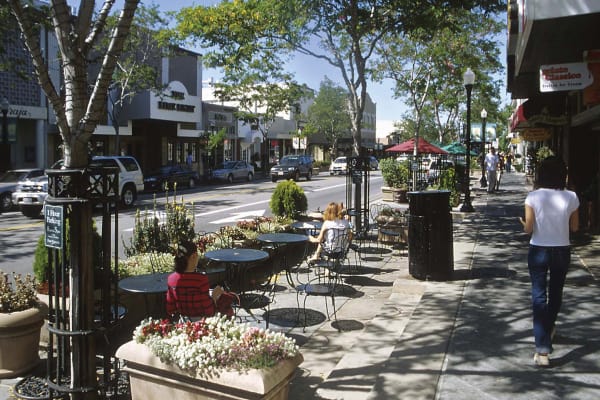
[480,108,487,188]
[460,68,475,212]
[1,97,10,174]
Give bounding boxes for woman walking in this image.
[519,156,579,367]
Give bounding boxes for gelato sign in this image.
[540,63,592,92]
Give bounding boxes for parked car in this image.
[0,168,45,211]
[144,164,200,192]
[369,156,379,170]
[211,160,254,183]
[270,155,314,182]
[329,157,348,175]
[52,156,144,207]
[427,159,455,183]
[11,175,48,218]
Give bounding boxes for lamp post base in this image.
[460,199,475,213]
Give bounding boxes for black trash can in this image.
[407,190,453,280]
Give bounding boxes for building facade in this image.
[507,0,600,231]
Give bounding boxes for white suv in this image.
[53,156,144,207]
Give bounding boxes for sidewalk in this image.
[2,172,599,399]
[288,171,600,399]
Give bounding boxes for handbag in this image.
[216,291,239,317]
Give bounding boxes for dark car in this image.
[270,155,314,182]
[0,168,45,211]
[144,164,200,191]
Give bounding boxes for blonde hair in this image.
[323,202,343,221]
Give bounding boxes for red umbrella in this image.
[385,137,447,154]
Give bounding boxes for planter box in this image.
[381,186,407,203]
[0,304,47,378]
[116,341,303,400]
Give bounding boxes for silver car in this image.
[11,175,48,218]
[0,168,45,211]
[211,161,254,183]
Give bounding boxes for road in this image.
[0,171,384,277]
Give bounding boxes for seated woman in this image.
[308,202,353,261]
[165,240,232,319]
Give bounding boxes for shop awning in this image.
[510,96,568,132]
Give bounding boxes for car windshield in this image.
[279,157,299,166]
[334,158,346,163]
[0,171,30,182]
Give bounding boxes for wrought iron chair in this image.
[296,228,352,331]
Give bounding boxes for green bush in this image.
[117,252,174,278]
[432,167,461,207]
[270,180,308,219]
[380,158,409,189]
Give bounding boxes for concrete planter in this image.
[0,304,47,378]
[382,186,408,203]
[116,341,303,400]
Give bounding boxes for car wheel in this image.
[0,193,12,211]
[227,174,234,183]
[247,172,253,182]
[121,184,137,207]
[188,177,196,188]
[293,171,300,181]
[271,177,277,183]
[21,205,42,218]
[307,170,312,181]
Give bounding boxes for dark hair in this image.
[535,156,567,190]
[173,241,197,273]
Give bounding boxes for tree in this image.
[101,4,170,155]
[374,9,504,146]
[6,0,140,168]
[306,77,352,158]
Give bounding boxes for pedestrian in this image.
[519,156,579,367]
[484,146,499,193]
[506,152,514,172]
[165,240,235,320]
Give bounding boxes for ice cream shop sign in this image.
[540,63,592,92]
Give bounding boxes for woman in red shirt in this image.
[165,241,228,319]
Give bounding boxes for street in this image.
[0,171,383,277]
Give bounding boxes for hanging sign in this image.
[44,205,64,249]
[521,128,551,142]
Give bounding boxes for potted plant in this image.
[116,315,303,400]
[379,158,410,202]
[0,271,47,378]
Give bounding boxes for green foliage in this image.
[536,146,554,162]
[124,195,196,256]
[0,271,38,312]
[270,180,308,218]
[380,158,410,189]
[117,252,174,279]
[432,167,461,207]
[32,219,103,284]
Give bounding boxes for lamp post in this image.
[0,97,10,174]
[460,68,475,212]
[479,108,487,188]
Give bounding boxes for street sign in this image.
[45,205,64,249]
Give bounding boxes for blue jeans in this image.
[527,245,570,354]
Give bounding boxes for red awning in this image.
[385,137,447,154]
[510,103,527,132]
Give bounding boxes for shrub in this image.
[124,195,195,256]
[117,252,174,278]
[0,271,39,312]
[432,167,461,207]
[379,158,409,189]
[33,219,103,284]
[270,180,308,219]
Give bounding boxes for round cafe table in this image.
[118,272,170,317]
[204,248,270,291]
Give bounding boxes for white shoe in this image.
[534,353,550,367]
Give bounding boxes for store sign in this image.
[521,128,551,142]
[292,137,306,150]
[540,63,593,92]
